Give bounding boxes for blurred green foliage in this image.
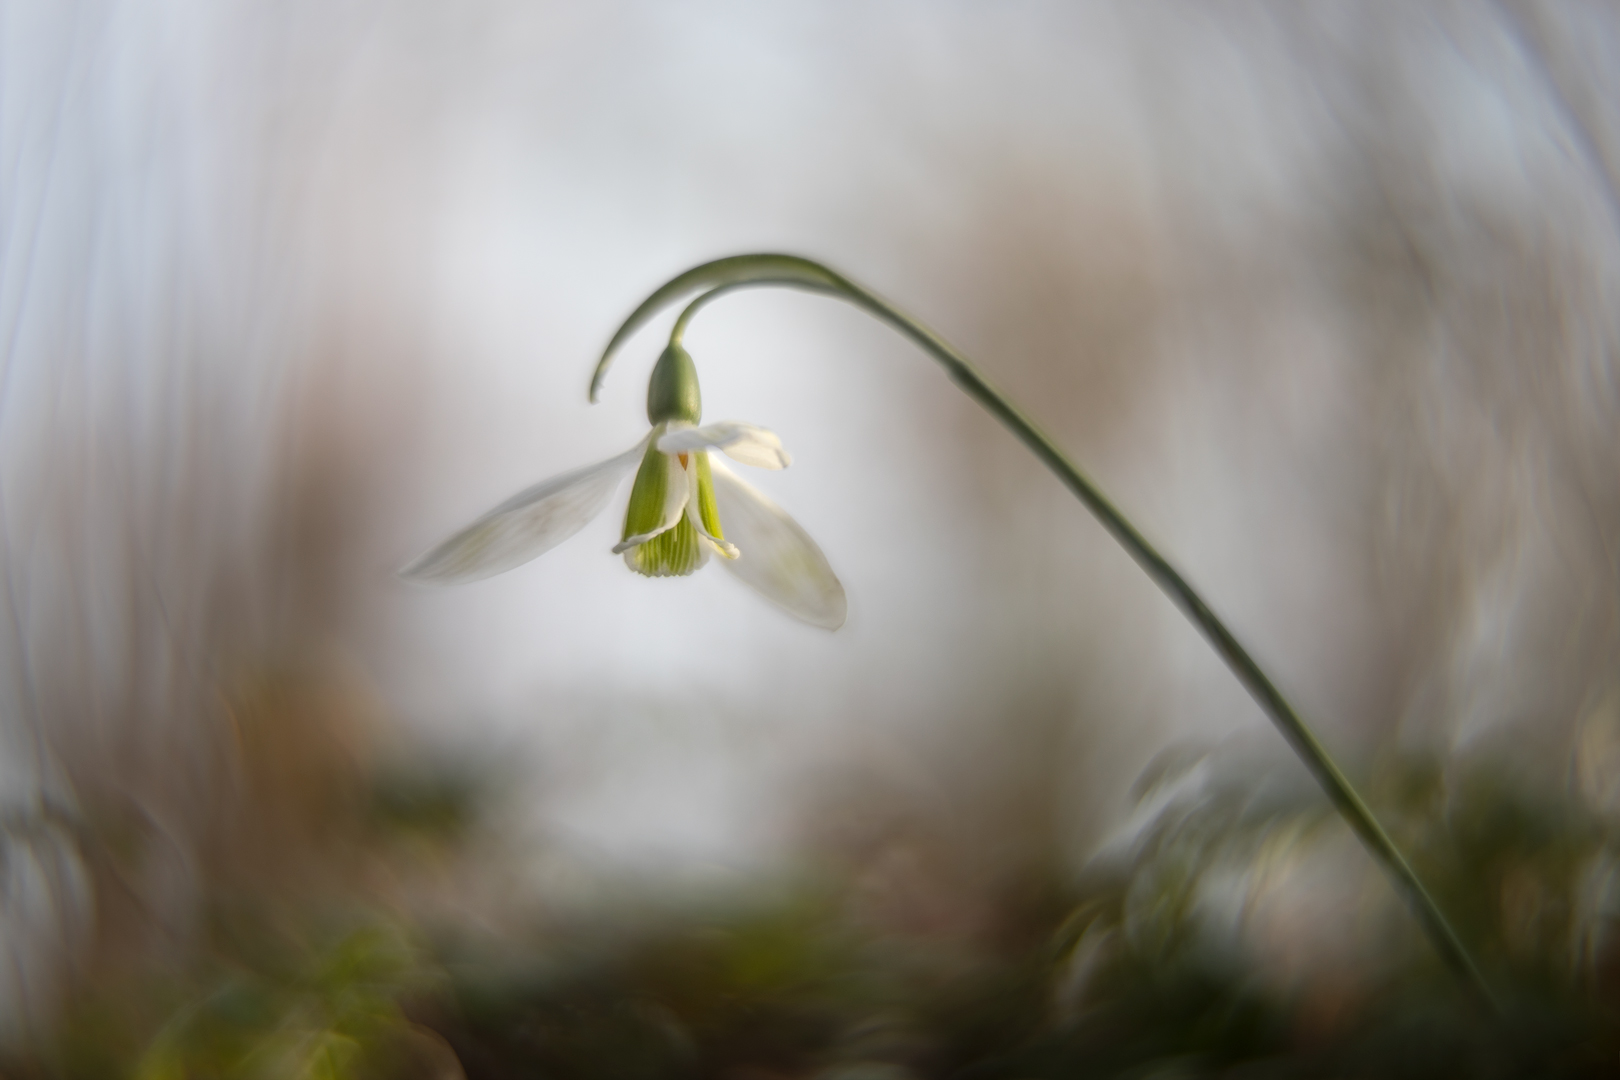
[40,921,437,1080]
[133,925,424,1080]
[17,743,1620,1078]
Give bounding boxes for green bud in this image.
[646,343,702,425]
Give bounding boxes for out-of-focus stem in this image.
[593,254,1497,1012]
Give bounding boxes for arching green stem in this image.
[591,254,1496,1011]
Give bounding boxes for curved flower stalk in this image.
[401,340,845,629]
[588,254,1496,1012]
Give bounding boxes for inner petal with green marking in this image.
[619,445,730,577]
[619,433,679,546]
[692,451,731,551]
[624,509,707,577]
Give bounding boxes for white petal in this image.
[610,449,692,552]
[657,421,792,470]
[401,438,646,584]
[687,502,739,560]
[708,460,845,629]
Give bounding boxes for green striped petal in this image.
[623,512,709,577]
[694,451,723,539]
[614,432,688,552]
[691,451,739,559]
[616,436,717,576]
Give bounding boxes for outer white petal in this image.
[657,421,791,470]
[708,459,845,629]
[401,438,646,584]
[611,449,692,552]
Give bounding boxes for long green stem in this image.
[592,254,1496,1011]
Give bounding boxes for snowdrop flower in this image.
[401,342,845,629]
[400,250,1493,1003]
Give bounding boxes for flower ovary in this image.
[646,344,702,425]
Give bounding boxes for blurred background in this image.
[2,2,1619,1075]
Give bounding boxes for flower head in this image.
[401,342,845,629]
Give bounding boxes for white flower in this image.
[400,418,846,630]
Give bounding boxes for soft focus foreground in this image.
[2,3,1620,1076]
